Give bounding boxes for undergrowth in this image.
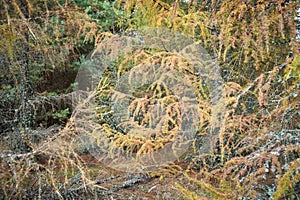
[0,0,299,199]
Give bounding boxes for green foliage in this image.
[78,0,128,32]
[52,108,70,122]
[43,92,58,97]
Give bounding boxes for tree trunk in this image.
[14,0,33,153]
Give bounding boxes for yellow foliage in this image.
[0,24,17,59]
[175,182,201,200]
[273,159,300,200]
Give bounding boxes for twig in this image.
[232,61,289,109]
[112,174,152,192]
[66,175,121,192]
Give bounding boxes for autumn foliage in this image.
[0,0,299,199]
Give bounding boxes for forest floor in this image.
[0,126,201,200]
